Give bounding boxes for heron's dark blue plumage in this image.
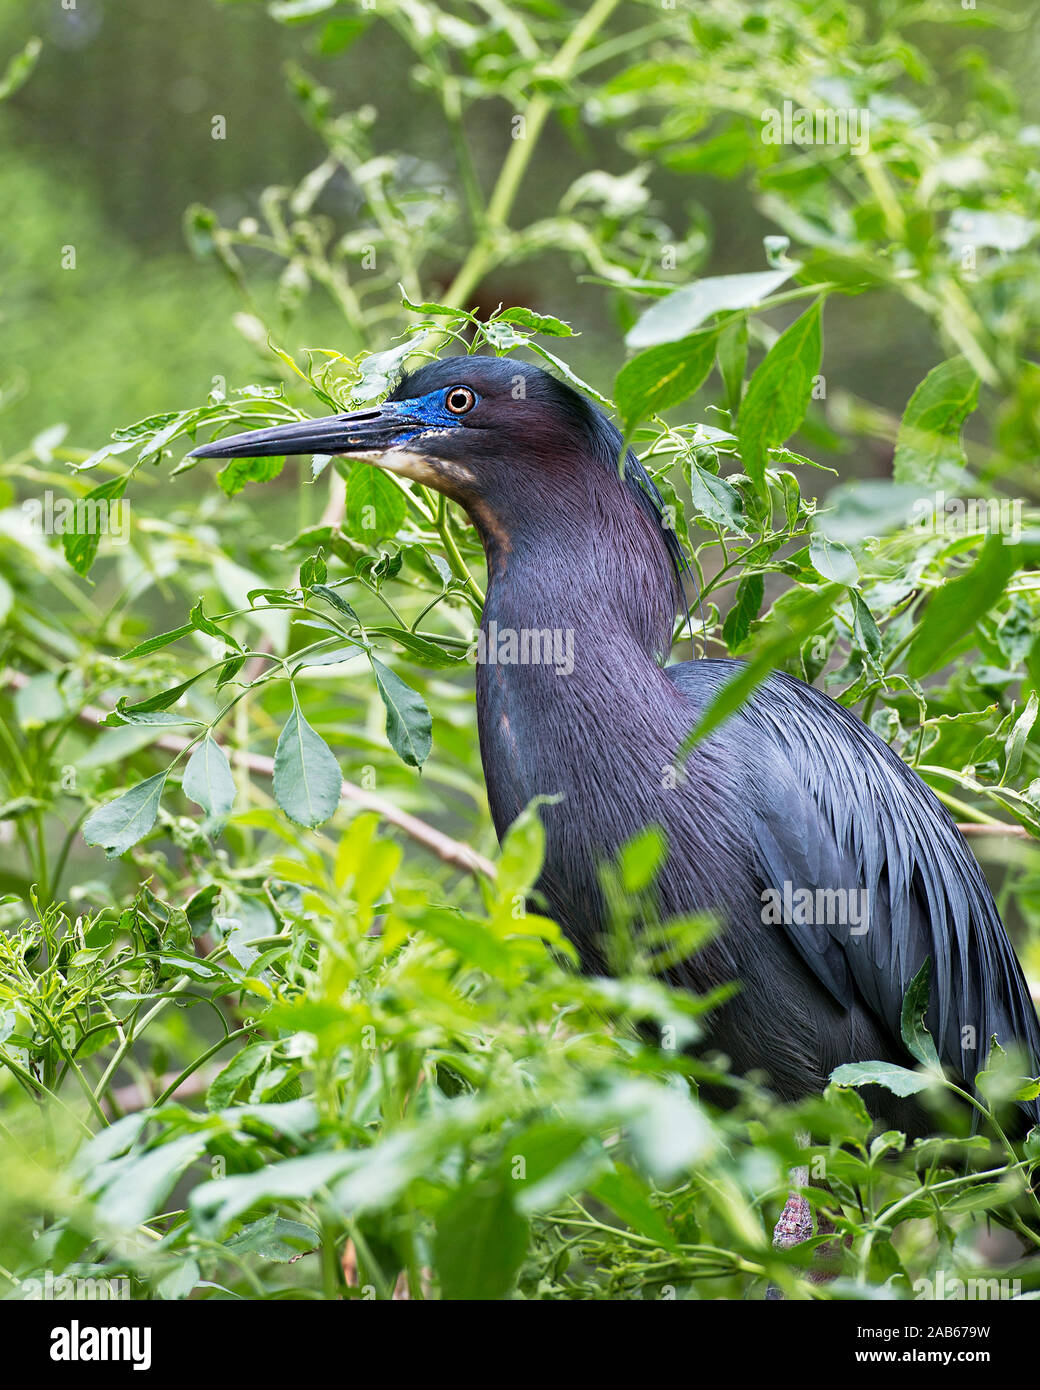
[191,354,1040,1136]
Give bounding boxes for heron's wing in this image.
[669,662,1040,1105]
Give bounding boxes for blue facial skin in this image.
[380,386,482,448]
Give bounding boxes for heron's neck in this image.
[471,475,681,835]
[474,471,678,663]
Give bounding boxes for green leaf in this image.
[368,626,464,669]
[225,1215,320,1262]
[299,548,327,588]
[121,672,207,714]
[121,624,194,660]
[496,800,549,906]
[527,344,612,406]
[892,357,979,486]
[83,772,169,857]
[189,598,242,652]
[908,534,1018,677]
[810,533,858,585]
[343,464,407,541]
[686,459,747,534]
[683,583,840,749]
[830,1060,934,1097]
[182,736,236,820]
[899,959,942,1071]
[716,314,749,416]
[495,306,573,337]
[369,657,432,768]
[618,826,666,893]
[615,328,718,429]
[273,704,342,827]
[311,583,362,625]
[434,1180,529,1301]
[269,0,338,20]
[95,1133,209,1229]
[851,591,882,668]
[589,1164,678,1251]
[217,454,286,496]
[721,573,764,651]
[626,268,797,349]
[62,475,129,577]
[737,299,823,493]
[1004,691,1038,782]
[0,36,41,102]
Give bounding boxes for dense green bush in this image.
[2,0,1040,1300]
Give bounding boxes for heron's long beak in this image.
[188,402,423,462]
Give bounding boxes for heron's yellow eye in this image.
[445,386,476,415]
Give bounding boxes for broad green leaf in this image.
[343,464,407,541]
[299,549,327,588]
[353,335,427,400]
[810,533,858,585]
[626,268,797,348]
[62,475,129,577]
[207,1042,274,1110]
[686,459,747,534]
[83,771,169,857]
[434,1181,529,1301]
[273,705,342,827]
[217,454,285,496]
[830,1060,934,1097]
[121,672,207,713]
[892,357,979,486]
[95,1133,209,1229]
[615,328,718,429]
[721,573,764,651]
[899,959,942,1071]
[496,799,549,905]
[495,306,573,337]
[738,299,823,493]
[618,826,666,894]
[224,1215,320,1262]
[369,657,432,768]
[182,736,236,820]
[908,535,1018,677]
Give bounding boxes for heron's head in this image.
[190,354,684,585]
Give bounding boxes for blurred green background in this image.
[3,0,1037,458]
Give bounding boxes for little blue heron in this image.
[192,356,1040,1245]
